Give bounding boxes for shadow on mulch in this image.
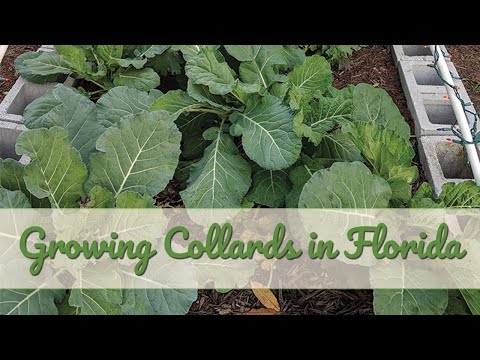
[0,45,40,102]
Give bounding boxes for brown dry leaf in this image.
[250,280,280,312]
[245,308,278,315]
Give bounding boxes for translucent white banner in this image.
[0,208,479,289]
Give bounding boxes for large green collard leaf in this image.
[23,84,105,163]
[150,90,203,119]
[288,55,333,96]
[185,47,236,95]
[177,112,217,161]
[112,57,148,70]
[0,159,28,195]
[54,45,92,75]
[14,51,60,84]
[113,68,160,91]
[15,127,88,208]
[312,130,363,167]
[87,111,181,197]
[285,154,324,208]
[187,80,235,112]
[247,164,291,208]
[270,82,290,102]
[279,45,306,70]
[0,289,65,315]
[372,259,449,315]
[115,191,155,208]
[95,45,123,65]
[148,49,183,76]
[353,83,410,140]
[97,86,161,128]
[343,122,418,205]
[294,94,353,146]
[133,45,170,59]
[298,161,392,208]
[409,182,444,208]
[0,159,49,208]
[229,94,301,170]
[445,290,472,315]
[373,289,448,315]
[438,181,480,207]
[412,181,480,208]
[122,289,197,315]
[224,45,287,89]
[180,128,251,208]
[172,45,208,61]
[0,188,31,208]
[87,186,115,208]
[288,85,313,113]
[95,45,147,70]
[460,289,480,314]
[321,45,363,66]
[69,289,122,315]
[87,186,158,208]
[22,51,71,76]
[175,160,199,190]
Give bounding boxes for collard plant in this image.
[0,84,197,314]
[406,181,480,315]
[303,45,365,67]
[150,45,417,209]
[15,45,182,95]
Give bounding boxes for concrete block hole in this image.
[412,64,445,86]
[0,121,24,161]
[436,141,477,179]
[5,75,68,116]
[425,103,456,125]
[402,45,431,57]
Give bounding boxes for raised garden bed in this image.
[1,45,479,316]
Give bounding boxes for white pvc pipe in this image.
[0,45,8,65]
[429,45,480,186]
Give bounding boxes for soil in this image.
[0,45,41,102]
[446,45,480,111]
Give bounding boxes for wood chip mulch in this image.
[446,45,480,112]
[188,289,374,315]
[0,45,40,102]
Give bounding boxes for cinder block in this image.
[0,121,26,160]
[399,59,464,96]
[0,75,75,124]
[0,45,55,164]
[38,45,54,52]
[0,45,75,124]
[398,60,476,136]
[418,135,479,195]
[407,93,476,136]
[391,45,450,66]
[0,77,59,124]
